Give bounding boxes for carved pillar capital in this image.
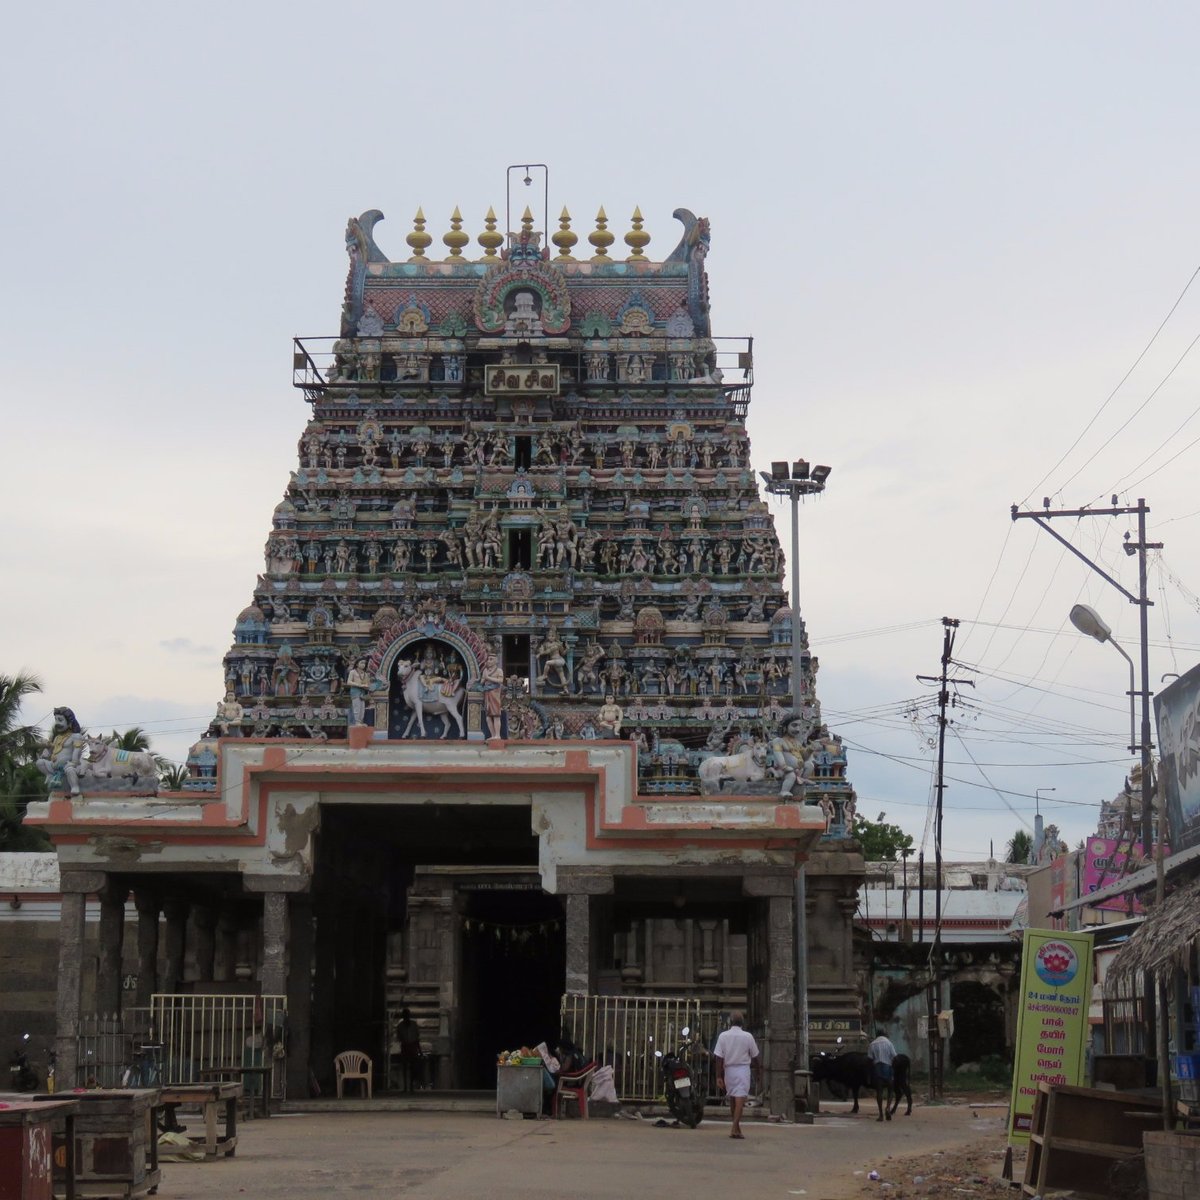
[59,869,107,895]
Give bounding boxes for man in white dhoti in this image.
[713,1010,759,1139]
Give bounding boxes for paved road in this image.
[155,1101,1007,1199]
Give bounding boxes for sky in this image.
[3,1,1200,861]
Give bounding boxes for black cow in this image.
[888,1054,913,1117]
[811,1051,913,1121]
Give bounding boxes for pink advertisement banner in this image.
[1082,837,1159,912]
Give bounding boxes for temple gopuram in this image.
[28,196,866,1119]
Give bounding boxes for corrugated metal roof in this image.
[857,888,1025,921]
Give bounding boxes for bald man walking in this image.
[713,1011,760,1139]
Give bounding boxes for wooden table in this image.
[157,1082,242,1159]
[197,1066,272,1119]
[0,1097,78,1200]
[32,1089,160,1200]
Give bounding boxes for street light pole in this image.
[1035,788,1056,818]
[761,458,831,1107]
[1014,498,1162,1059]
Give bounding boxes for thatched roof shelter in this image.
[1108,875,1200,985]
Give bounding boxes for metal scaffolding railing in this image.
[292,334,753,404]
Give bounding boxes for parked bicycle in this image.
[121,1042,163,1088]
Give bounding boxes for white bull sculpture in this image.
[394,659,467,739]
[84,737,158,790]
[697,742,769,794]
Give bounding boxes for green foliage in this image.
[110,727,152,752]
[0,672,51,850]
[1,672,45,762]
[851,813,915,861]
[943,1054,1013,1092]
[159,763,189,791]
[1006,830,1033,864]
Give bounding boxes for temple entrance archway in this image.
[458,885,565,1087]
[311,800,559,1092]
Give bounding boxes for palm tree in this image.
[0,671,45,763]
[1006,830,1034,865]
[0,673,51,850]
[109,726,174,777]
[159,763,189,791]
[0,757,51,850]
[109,727,152,752]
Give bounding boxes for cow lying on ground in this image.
[811,1050,913,1120]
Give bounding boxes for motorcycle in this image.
[9,1034,38,1092]
[656,1026,705,1128]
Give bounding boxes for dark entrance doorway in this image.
[458,886,565,1088]
[948,980,1007,1066]
[313,801,552,1093]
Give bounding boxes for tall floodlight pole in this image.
[1012,498,1161,1056]
[1035,787,1056,819]
[760,458,832,1104]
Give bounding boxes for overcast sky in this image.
[3,2,1199,861]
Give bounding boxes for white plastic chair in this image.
[335,1050,373,1098]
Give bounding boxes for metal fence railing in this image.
[150,994,288,1101]
[75,995,288,1098]
[76,1009,153,1088]
[560,994,719,1102]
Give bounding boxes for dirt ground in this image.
[836,1092,1022,1200]
[147,1094,1016,1200]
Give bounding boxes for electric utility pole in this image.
[1010,497,1162,1058]
[916,617,973,1100]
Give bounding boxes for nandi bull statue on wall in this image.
[37,707,159,796]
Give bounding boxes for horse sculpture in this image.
[394,659,467,739]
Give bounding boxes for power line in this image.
[1019,263,1200,505]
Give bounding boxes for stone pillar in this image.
[556,870,614,997]
[133,890,160,1007]
[162,899,188,992]
[214,909,240,982]
[192,904,218,982]
[96,881,129,1017]
[434,890,457,1090]
[745,873,796,1121]
[57,870,105,1089]
[260,892,289,999]
[285,896,314,1098]
[564,894,590,996]
[311,900,337,1092]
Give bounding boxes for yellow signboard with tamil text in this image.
[1008,928,1094,1143]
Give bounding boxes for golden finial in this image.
[624,206,650,262]
[477,206,503,263]
[442,206,469,261]
[521,205,535,239]
[588,206,614,262]
[406,207,432,261]
[551,206,578,261]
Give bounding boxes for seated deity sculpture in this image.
[504,291,543,338]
